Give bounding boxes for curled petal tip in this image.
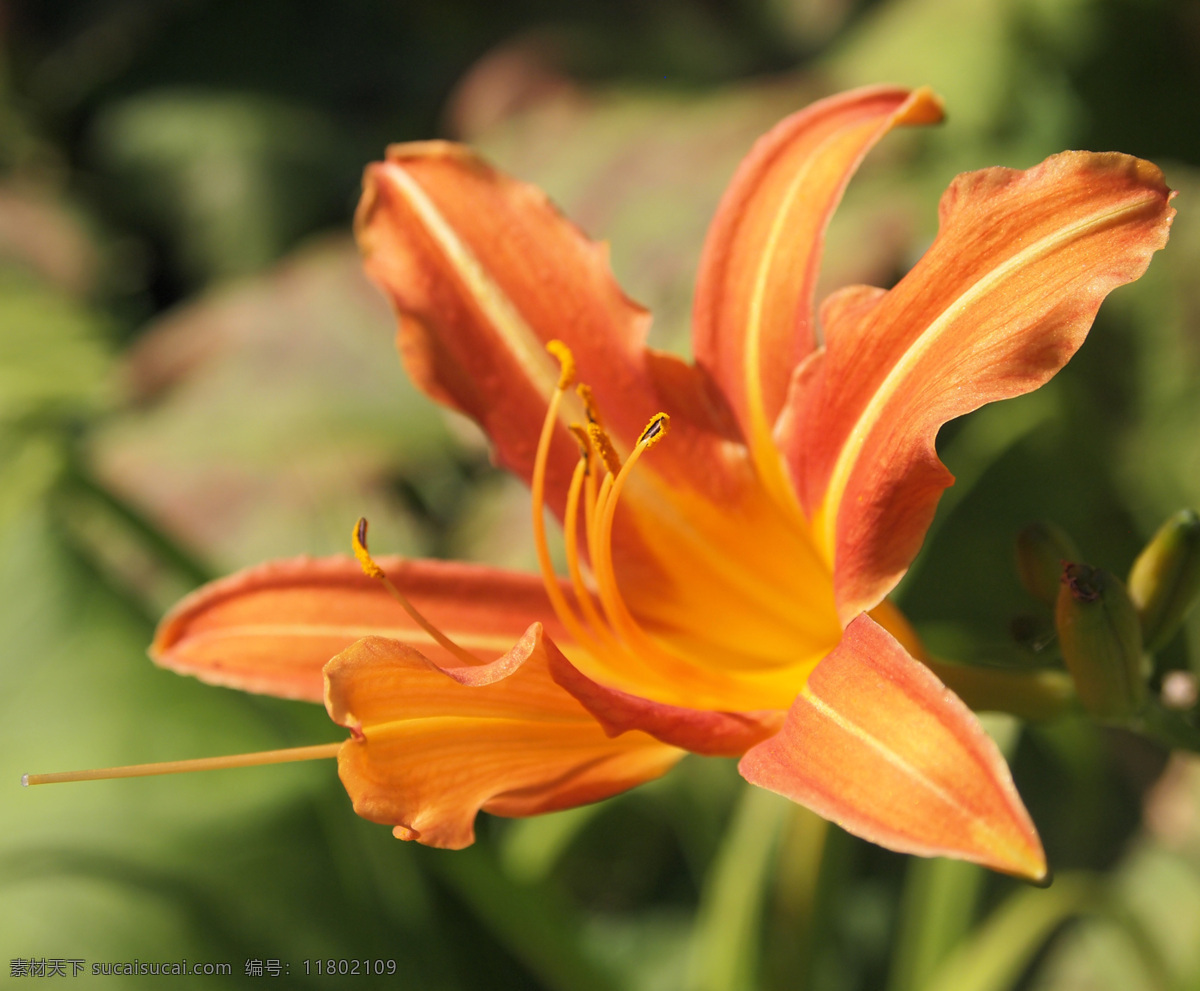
[1021,854,1052,887]
[896,86,946,126]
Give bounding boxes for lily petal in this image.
[693,85,943,510]
[543,635,784,756]
[780,152,1174,620]
[152,555,573,702]
[355,142,746,512]
[325,628,681,848]
[357,142,636,501]
[355,140,841,684]
[739,615,1046,880]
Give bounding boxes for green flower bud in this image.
[1017,522,1082,605]
[1056,563,1145,720]
[1127,509,1200,653]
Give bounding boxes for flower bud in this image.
[1127,509,1200,653]
[1017,522,1082,605]
[1056,563,1145,720]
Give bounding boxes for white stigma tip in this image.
[20,774,29,787]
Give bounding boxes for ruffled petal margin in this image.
[693,85,943,511]
[739,615,1046,880]
[355,141,645,508]
[324,628,682,848]
[779,152,1175,621]
[354,140,752,518]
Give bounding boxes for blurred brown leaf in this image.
[90,235,451,572]
[0,184,99,296]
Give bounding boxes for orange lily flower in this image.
[151,86,1174,879]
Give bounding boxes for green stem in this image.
[1135,701,1200,753]
[921,874,1103,991]
[886,715,1020,991]
[687,784,791,991]
[926,659,1076,722]
[499,804,605,883]
[765,804,829,990]
[887,857,986,991]
[786,822,857,991]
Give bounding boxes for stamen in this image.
[582,435,600,545]
[563,453,618,646]
[577,383,603,426]
[23,742,342,787]
[589,471,616,570]
[588,422,622,476]
[587,414,698,680]
[564,423,599,566]
[353,517,385,578]
[639,412,671,447]
[352,517,483,666]
[547,339,576,389]
[567,423,591,468]
[530,344,603,650]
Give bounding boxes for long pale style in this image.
[149,86,1174,879]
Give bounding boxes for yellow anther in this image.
[639,412,670,448]
[588,422,622,476]
[568,423,592,462]
[547,340,576,390]
[577,383,603,426]
[354,518,482,666]
[352,517,385,579]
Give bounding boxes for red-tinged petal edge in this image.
[739,615,1047,880]
[780,152,1175,621]
[693,84,943,510]
[324,627,681,848]
[354,141,752,518]
[544,636,784,757]
[356,142,644,505]
[152,555,573,702]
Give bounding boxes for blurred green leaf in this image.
[91,89,338,284]
[500,804,605,883]
[0,270,113,423]
[430,844,622,991]
[687,784,790,991]
[0,429,63,531]
[888,857,986,991]
[923,874,1103,991]
[828,0,1014,131]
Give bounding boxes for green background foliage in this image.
[2,0,1200,987]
